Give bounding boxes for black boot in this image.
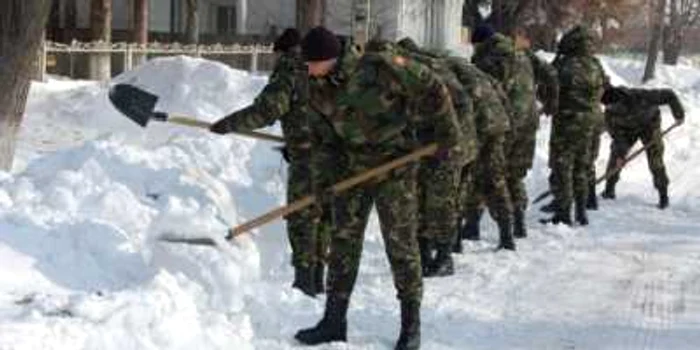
[395,300,420,350]
[452,235,463,254]
[292,265,317,297]
[295,296,348,345]
[540,204,572,226]
[586,184,598,210]
[513,208,527,238]
[426,244,454,277]
[461,209,482,241]
[658,187,669,209]
[575,197,589,226]
[601,182,616,200]
[314,263,325,294]
[497,218,516,251]
[418,237,434,275]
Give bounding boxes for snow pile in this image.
[3,54,700,349]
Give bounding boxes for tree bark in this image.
[185,0,199,44]
[297,0,324,34]
[64,0,77,42]
[0,0,52,170]
[133,0,148,66]
[90,0,112,80]
[643,0,667,83]
[663,0,683,65]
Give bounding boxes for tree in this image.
[643,0,667,82]
[133,0,148,65]
[90,0,112,80]
[0,0,52,170]
[297,0,325,34]
[663,0,700,64]
[185,0,198,44]
[64,0,77,42]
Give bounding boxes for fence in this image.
[43,40,276,80]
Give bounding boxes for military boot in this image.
[601,182,616,200]
[292,265,317,297]
[586,183,598,210]
[540,204,573,226]
[461,209,483,241]
[314,263,325,294]
[658,187,669,209]
[513,208,527,238]
[575,197,589,226]
[417,237,434,275]
[426,244,454,277]
[395,300,420,350]
[497,218,516,251]
[295,296,348,345]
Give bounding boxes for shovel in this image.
[108,83,285,143]
[532,123,680,205]
[159,143,440,246]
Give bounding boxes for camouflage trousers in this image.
[506,126,538,211]
[606,125,669,191]
[548,116,593,210]
[417,158,462,246]
[588,123,603,190]
[286,162,330,269]
[461,135,513,225]
[326,162,422,303]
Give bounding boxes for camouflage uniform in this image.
[395,39,478,272]
[548,26,607,224]
[601,86,685,203]
[209,50,329,280]
[448,54,513,247]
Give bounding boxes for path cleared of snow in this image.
[2,55,700,349]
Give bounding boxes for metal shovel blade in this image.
[108,83,159,127]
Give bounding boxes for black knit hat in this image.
[301,26,341,61]
[273,28,301,52]
[471,24,495,44]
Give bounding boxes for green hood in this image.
[557,26,596,56]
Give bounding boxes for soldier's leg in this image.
[641,125,670,208]
[482,136,515,250]
[295,187,374,345]
[587,127,602,209]
[602,133,635,199]
[462,161,486,241]
[546,131,574,225]
[455,162,477,250]
[286,164,320,296]
[314,210,332,293]
[375,164,422,349]
[416,162,435,274]
[506,128,536,238]
[573,131,593,225]
[420,161,460,277]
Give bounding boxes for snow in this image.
[2,54,700,349]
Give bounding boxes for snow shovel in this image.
[159,143,440,246]
[108,83,285,143]
[532,123,680,205]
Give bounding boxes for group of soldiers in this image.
[208,23,685,350]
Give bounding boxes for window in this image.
[216,6,237,35]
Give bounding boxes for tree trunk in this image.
[185,0,199,44]
[297,0,324,34]
[47,0,61,41]
[133,0,148,66]
[0,0,52,171]
[663,0,683,65]
[643,0,667,83]
[64,0,77,42]
[90,0,112,80]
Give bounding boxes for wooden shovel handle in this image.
[227,143,440,238]
[168,115,286,143]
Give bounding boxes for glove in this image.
[209,117,233,134]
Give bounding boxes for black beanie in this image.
[273,28,301,52]
[471,24,495,44]
[301,26,341,61]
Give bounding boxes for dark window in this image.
[216,6,237,35]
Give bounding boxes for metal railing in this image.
[43,40,276,80]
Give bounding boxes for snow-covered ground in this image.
[2,55,700,349]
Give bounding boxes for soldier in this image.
[600,85,685,208]
[209,28,328,297]
[395,37,478,277]
[466,26,517,250]
[543,25,607,226]
[293,27,464,350]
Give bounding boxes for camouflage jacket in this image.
[446,56,511,143]
[334,43,464,164]
[553,26,607,125]
[525,50,560,116]
[213,50,313,160]
[603,87,685,132]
